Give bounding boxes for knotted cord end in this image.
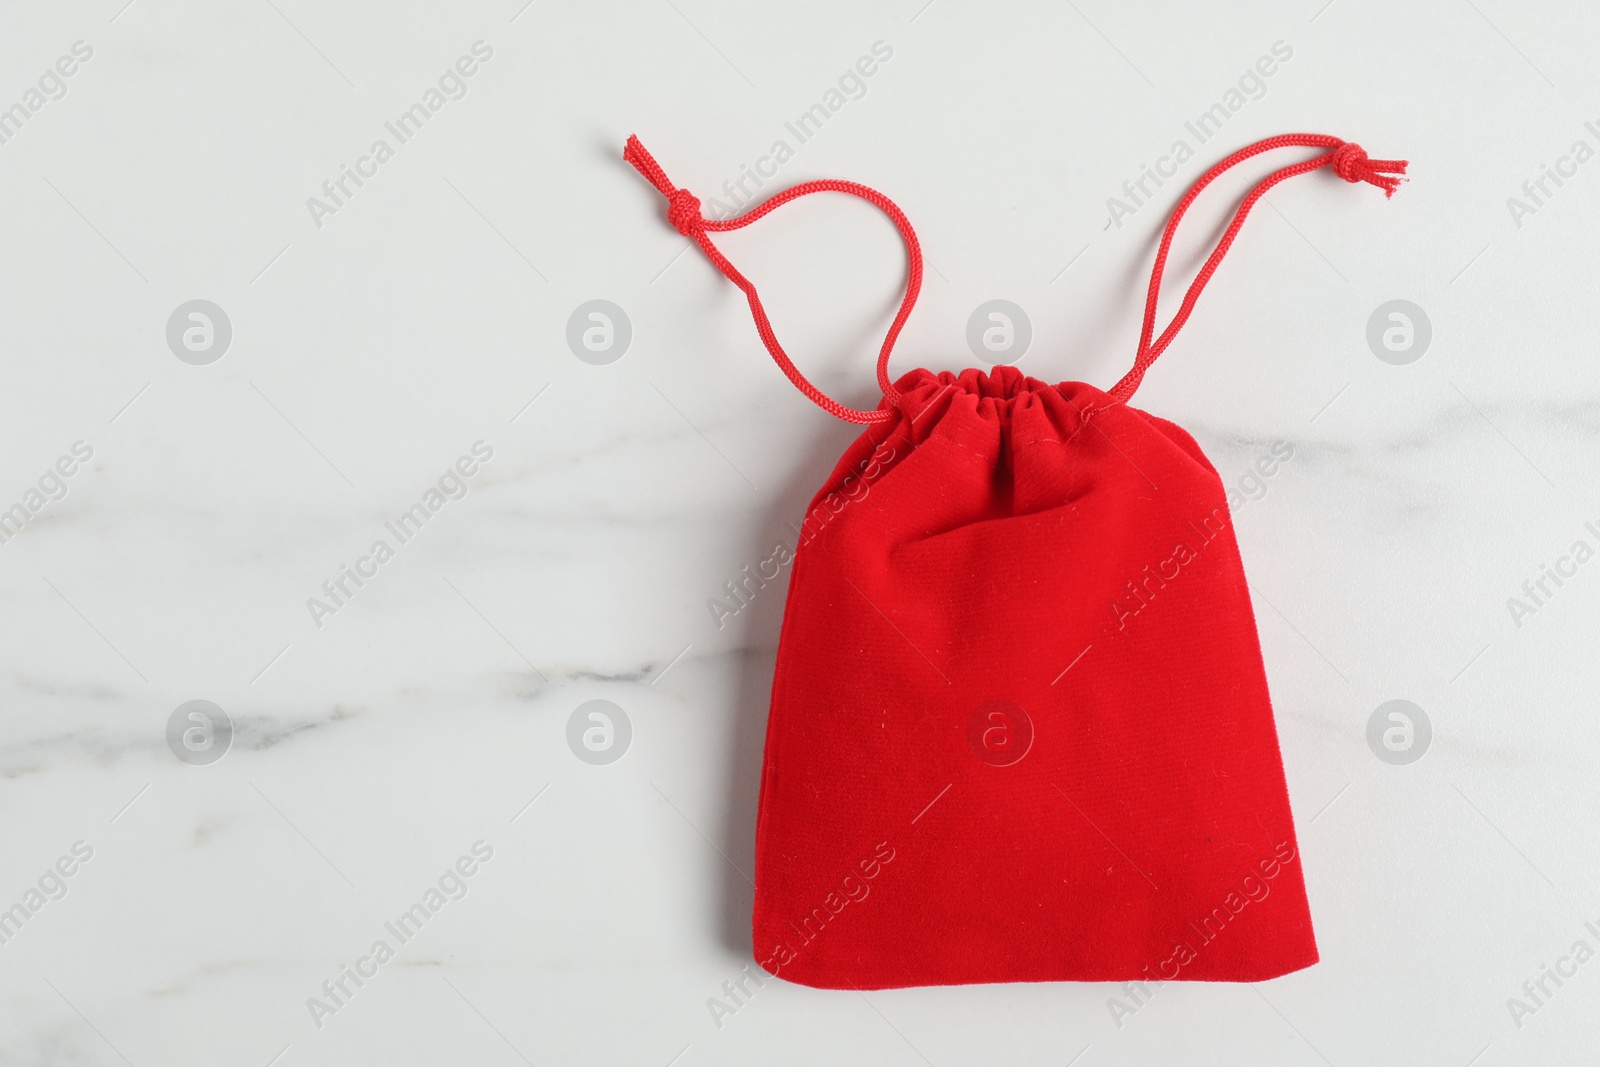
[1330,141,1408,197]
[624,134,705,236]
[666,188,703,236]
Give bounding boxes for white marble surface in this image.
[2,1,1598,1064]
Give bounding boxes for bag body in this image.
[753,366,1313,987]
[624,133,1406,989]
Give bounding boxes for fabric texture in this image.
[751,366,1316,988]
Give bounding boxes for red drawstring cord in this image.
[624,135,922,425]
[625,133,1405,417]
[1107,134,1407,405]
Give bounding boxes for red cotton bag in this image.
[625,133,1406,989]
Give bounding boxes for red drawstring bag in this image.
[626,134,1405,989]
